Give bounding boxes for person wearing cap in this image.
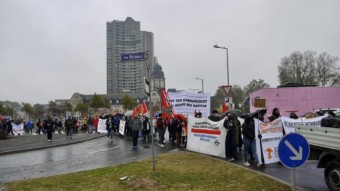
[130,114,142,150]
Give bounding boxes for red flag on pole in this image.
[222,102,228,113]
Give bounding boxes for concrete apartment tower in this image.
[106,17,154,95]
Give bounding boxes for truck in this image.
[296,125,340,191]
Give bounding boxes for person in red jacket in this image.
[93,116,99,133]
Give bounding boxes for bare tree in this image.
[278,51,339,86]
[316,52,340,86]
[278,51,317,85]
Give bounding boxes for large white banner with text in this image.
[187,116,227,157]
[281,116,326,134]
[167,91,211,117]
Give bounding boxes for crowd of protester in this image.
[2,107,336,167]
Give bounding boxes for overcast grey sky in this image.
[1,0,339,105]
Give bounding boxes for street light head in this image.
[213,44,220,48]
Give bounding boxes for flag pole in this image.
[145,51,156,171]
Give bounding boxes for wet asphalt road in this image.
[0,135,174,183]
[0,135,329,191]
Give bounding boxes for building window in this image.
[116,100,119,104]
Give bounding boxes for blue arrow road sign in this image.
[278,133,310,168]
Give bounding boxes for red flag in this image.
[0,115,3,122]
[161,90,170,110]
[131,108,137,118]
[132,101,149,117]
[140,101,148,115]
[222,102,228,113]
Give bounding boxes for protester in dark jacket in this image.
[35,119,42,135]
[223,114,239,162]
[242,114,262,167]
[208,110,221,122]
[65,116,73,139]
[156,116,166,147]
[268,108,281,122]
[175,118,183,148]
[130,115,142,150]
[44,116,54,142]
[142,117,151,142]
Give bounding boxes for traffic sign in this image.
[219,85,232,96]
[278,133,309,168]
[225,97,232,103]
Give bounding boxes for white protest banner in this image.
[301,116,326,127]
[97,118,107,133]
[119,120,126,135]
[281,116,326,134]
[187,115,227,157]
[167,91,211,117]
[255,118,284,164]
[12,123,24,135]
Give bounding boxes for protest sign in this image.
[255,118,284,164]
[167,91,211,117]
[12,123,24,135]
[97,118,107,133]
[187,116,227,157]
[119,120,126,135]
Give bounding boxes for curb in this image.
[0,134,106,156]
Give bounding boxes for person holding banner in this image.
[208,110,221,122]
[268,108,281,122]
[242,114,262,167]
[223,114,240,162]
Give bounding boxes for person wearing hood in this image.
[223,113,240,162]
[242,114,262,167]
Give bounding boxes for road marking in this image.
[89,146,120,154]
[284,140,302,160]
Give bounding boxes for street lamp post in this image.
[213,44,229,85]
[195,78,204,93]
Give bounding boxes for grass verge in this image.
[4,152,290,191]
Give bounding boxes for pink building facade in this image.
[250,86,340,119]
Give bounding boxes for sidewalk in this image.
[0,132,106,155]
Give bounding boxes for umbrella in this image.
[174,114,186,121]
[226,109,243,117]
[113,113,125,118]
[240,113,252,119]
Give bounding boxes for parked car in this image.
[334,111,340,118]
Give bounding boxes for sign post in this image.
[278,133,310,191]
